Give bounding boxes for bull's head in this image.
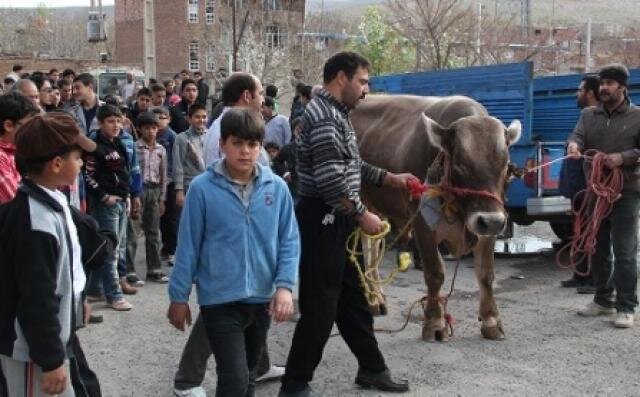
[425,115,522,236]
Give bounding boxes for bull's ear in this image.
[423,114,453,152]
[505,119,522,146]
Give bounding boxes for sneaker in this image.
[119,277,138,295]
[110,299,133,311]
[173,386,207,397]
[163,254,175,266]
[126,273,145,287]
[577,301,616,317]
[88,314,104,324]
[612,312,634,328]
[256,365,285,383]
[147,271,169,283]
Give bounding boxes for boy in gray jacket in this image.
[173,103,207,208]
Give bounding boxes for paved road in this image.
[80,223,640,396]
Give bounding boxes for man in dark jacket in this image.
[569,64,640,328]
[194,71,209,107]
[170,79,199,133]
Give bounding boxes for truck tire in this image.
[549,221,573,242]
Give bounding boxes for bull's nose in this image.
[469,212,506,235]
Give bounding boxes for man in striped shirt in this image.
[279,52,413,396]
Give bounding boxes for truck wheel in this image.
[549,221,573,242]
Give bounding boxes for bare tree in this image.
[387,0,476,70]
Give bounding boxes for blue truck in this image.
[370,62,640,241]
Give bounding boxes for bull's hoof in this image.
[480,319,505,340]
[421,323,449,342]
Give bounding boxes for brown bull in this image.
[350,95,521,341]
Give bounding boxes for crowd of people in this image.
[0,52,638,397]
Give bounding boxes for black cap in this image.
[599,64,630,87]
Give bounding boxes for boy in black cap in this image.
[0,113,96,397]
[568,63,640,328]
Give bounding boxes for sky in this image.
[0,0,115,7]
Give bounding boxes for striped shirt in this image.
[0,141,20,204]
[296,89,386,216]
[136,140,168,201]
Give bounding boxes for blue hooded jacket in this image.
[168,161,300,305]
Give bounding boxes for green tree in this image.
[349,7,414,76]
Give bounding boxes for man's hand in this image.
[176,190,185,207]
[269,288,294,323]
[159,201,166,216]
[383,172,418,190]
[103,195,121,206]
[358,210,384,235]
[167,302,192,331]
[605,153,623,169]
[42,365,67,395]
[567,142,581,158]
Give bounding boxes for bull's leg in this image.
[361,234,387,316]
[473,236,505,340]
[413,216,447,342]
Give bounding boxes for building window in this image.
[188,0,198,23]
[265,25,287,49]
[206,43,216,72]
[206,0,215,24]
[224,0,244,8]
[189,41,200,71]
[262,0,281,10]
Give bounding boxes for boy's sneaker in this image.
[110,299,133,311]
[256,365,285,383]
[147,271,169,283]
[577,301,616,317]
[126,273,145,287]
[162,254,175,266]
[612,312,634,328]
[119,277,138,295]
[173,386,207,397]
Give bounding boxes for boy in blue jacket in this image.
[168,108,300,397]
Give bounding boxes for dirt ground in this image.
[80,222,640,396]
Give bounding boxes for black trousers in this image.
[160,182,178,256]
[200,303,270,397]
[70,333,102,397]
[281,198,386,392]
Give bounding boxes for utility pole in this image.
[585,18,592,72]
[143,0,156,79]
[476,2,482,60]
[232,0,237,72]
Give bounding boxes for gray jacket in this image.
[66,99,104,135]
[570,100,640,192]
[173,126,206,191]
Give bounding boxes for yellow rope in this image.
[346,221,410,306]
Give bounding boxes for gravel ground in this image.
[80,222,640,396]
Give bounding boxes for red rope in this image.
[556,151,624,275]
[406,178,503,205]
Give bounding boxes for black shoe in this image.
[278,385,320,397]
[577,284,596,294]
[560,277,588,288]
[88,314,103,324]
[355,368,409,393]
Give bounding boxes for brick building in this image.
[115,0,305,82]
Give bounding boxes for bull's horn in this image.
[506,120,522,146]
[423,114,451,152]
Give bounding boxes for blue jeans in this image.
[592,191,640,313]
[200,303,270,397]
[87,199,126,303]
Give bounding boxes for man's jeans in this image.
[592,191,640,313]
[200,303,270,397]
[87,199,126,302]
